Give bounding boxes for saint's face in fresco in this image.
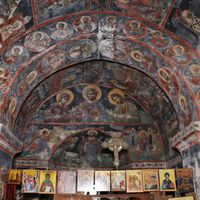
[86,88,98,102]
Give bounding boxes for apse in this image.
[13,60,180,169]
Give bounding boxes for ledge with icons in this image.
[6,168,194,195]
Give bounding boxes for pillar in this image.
[0,123,23,169]
[172,121,200,200]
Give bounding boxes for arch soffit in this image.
[0,11,199,129]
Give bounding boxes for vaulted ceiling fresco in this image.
[13,61,177,169]
[0,0,199,169]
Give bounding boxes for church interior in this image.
[0,0,200,200]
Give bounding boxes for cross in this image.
[102,134,129,169]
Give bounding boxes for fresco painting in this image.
[123,19,148,39]
[0,12,197,134]
[33,0,86,24]
[32,0,174,25]
[127,127,165,161]
[9,60,180,169]
[158,67,181,97]
[17,125,165,169]
[2,45,29,69]
[0,0,199,197]
[165,0,200,52]
[0,0,32,27]
[72,15,97,34]
[99,39,130,61]
[24,31,51,52]
[67,39,97,60]
[50,21,74,41]
[114,0,174,25]
[0,14,24,48]
[184,63,200,86]
[167,44,192,66]
[20,62,154,125]
[130,49,158,73]
[36,49,66,76]
[0,67,11,91]
[148,30,170,49]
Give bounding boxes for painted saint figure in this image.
[99,15,121,34]
[2,45,29,68]
[150,31,169,48]
[98,39,129,61]
[37,50,65,75]
[73,15,97,33]
[72,84,106,122]
[78,130,101,166]
[67,40,97,60]
[40,173,54,193]
[179,95,191,126]
[167,44,192,66]
[158,68,180,96]
[51,21,73,40]
[123,19,148,39]
[130,50,157,73]
[25,31,50,52]
[107,88,140,123]
[162,172,175,190]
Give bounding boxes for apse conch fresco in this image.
[11,61,178,169]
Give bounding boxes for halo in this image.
[129,20,141,30]
[172,44,185,54]
[40,128,50,138]
[12,20,23,30]
[106,16,117,24]
[26,70,38,84]
[179,95,187,111]
[152,31,162,38]
[33,31,44,40]
[158,68,170,83]
[0,68,6,78]
[56,21,68,30]
[138,130,147,139]
[82,84,102,101]
[190,64,200,75]
[130,50,144,62]
[87,130,98,136]
[80,15,92,24]
[56,89,74,106]
[11,45,23,55]
[108,88,125,105]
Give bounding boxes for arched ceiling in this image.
[0,0,199,169]
[14,60,178,169]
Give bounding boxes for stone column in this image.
[0,123,23,169]
[172,121,200,200]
